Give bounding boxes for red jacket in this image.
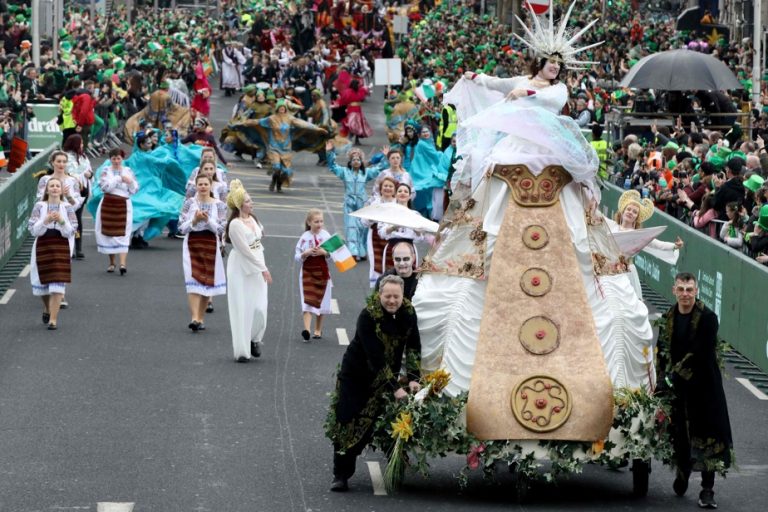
[72,92,96,127]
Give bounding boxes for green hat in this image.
[663,141,679,151]
[708,155,725,170]
[744,174,765,193]
[243,84,257,94]
[666,160,676,170]
[266,90,276,101]
[755,205,768,231]
[111,43,125,56]
[731,150,747,162]
[275,99,287,109]
[159,80,170,90]
[114,59,126,71]
[715,146,732,160]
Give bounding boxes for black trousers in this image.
[74,186,88,253]
[333,430,373,480]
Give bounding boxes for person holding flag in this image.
[295,208,333,342]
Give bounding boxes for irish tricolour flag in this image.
[320,234,357,272]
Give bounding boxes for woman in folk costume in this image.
[339,79,372,145]
[325,140,386,261]
[364,175,398,287]
[95,148,138,275]
[179,174,228,332]
[414,3,660,447]
[28,176,78,330]
[295,208,332,342]
[221,42,248,97]
[37,150,83,254]
[186,161,228,202]
[191,61,212,118]
[408,124,443,219]
[225,180,272,362]
[62,134,92,259]
[608,189,683,299]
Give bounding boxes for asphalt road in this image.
[1,86,767,512]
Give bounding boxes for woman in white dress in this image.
[225,180,272,362]
[414,54,657,398]
[178,174,228,332]
[95,149,139,274]
[609,189,683,299]
[28,177,78,330]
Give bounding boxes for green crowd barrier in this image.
[601,182,768,375]
[0,145,58,271]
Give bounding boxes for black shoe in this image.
[206,302,214,313]
[42,312,50,324]
[301,330,310,342]
[236,356,249,363]
[75,251,85,259]
[47,322,57,330]
[251,341,261,358]
[120,266,127,276]
[59,299,68,309]
[312,333,322,339]
[698,489,717,509]
[673,469,690,496]
[330,477,348,492]
[198,323,206,331]
[189,321,200,332]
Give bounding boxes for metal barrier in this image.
[0,144,57,271]
[601,181,768,374]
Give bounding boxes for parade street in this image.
[1,89,767,512]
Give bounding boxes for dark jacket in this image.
[712,177,745,219]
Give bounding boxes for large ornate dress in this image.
[413,75,655,442]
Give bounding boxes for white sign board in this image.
[374,58,403,86]
[393,15,409,35]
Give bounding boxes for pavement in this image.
[1,86,767,512]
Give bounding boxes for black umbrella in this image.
[619,49,743,91]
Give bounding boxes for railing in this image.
[0,145,57,271]
[601,181,768,375]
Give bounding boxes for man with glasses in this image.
[374,241,418,299]
[657,273,733,509]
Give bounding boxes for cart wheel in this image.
[631,458,651,497]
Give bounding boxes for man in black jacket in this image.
[712,156,745,220]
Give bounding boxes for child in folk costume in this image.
[178,174,228,332]
[28,177,78,330]
[364,175,398,288]
[295,208,332,342]
[95,149,139,275]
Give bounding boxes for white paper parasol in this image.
[612,226,672,260]
[350,202,439,233]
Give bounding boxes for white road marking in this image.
[19,264,30,277]
[0,289,16,305]
[366,461,387,496]
[336,328,349,346]
[331,298,340,314]
[97,503,135,512]
[736,378,768,400]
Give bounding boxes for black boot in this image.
[269,172,278,192]
[275,171,283,193]
[74,237,85,259]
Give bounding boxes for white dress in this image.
[227,218,269,359]
[65,152,93,195]
[294,229,333,315]
[414,75,655,395]
[95,166,139,254]
[37,174,83,255]
[178,198,227,296]
[28,202,78,296]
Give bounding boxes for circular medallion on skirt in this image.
[522,225,549,249]
[519,315,560,354]
[510,376,572,432]
[520,267,553,297]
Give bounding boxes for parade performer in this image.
[657,273,732,510]
[610,189,683,299]
[374,241,419,300]
[182,117,229,164]
[191,61,212,118]
[221,41,248,97]
[124,82,192,143]
[295,208,332,342]
[28,177,78,330]
[178,174,227,332]
[373,149,414,198]
[186,161,228,202]
[385,91,419,144]
[365,176,398,287]
[413,4,652,442]
[325,140,384,261]
[224,100,328,192]
[37,151,83,258]
[378,183,431,273]
[94,149,138,275]
[226,180,271,362]
[63,135,92,259]
[408,125,442,218]
[325,275,421,492]
[339,79,372,144]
